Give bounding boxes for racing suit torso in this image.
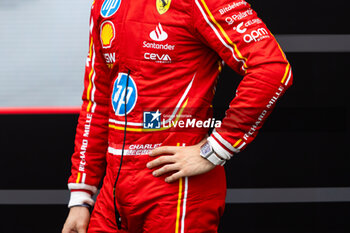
[68,0,292,232]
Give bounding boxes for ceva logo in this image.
[150,23,168,42]
[144,53,171,63]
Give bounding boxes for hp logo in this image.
[101,0,121,18]
[111,73,138,116]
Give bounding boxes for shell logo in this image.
[100,21,115,49]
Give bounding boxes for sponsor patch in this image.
[100,21,115,48]
[101,0,121,18]
[150,23,168,41]
[225,8,253,25]
[144,53,172,63]
[232,19,262,34]
[111,73,138,116]
[143,41,175,50]
[218,0,248,15]
[243,27,270,43]
[234,22,247,33]
[104,52,116,68]
[156,0,171,15]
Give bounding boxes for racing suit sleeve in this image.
[193,0,293,159]
[67,4,111,207]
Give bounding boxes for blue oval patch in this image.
[111,73,138,116]
[101,0,121,18]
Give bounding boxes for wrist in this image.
[68,191,94,208]
[70,203,92,210]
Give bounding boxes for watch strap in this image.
[206,152,226,166]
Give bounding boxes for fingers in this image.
[165,171,185,183]
[77,224,87,233]
[62,225,78,233]
[152,164,180,177]
[149,146,178,157]
[147,155,175,169]
[62,221,87,233]
[77,228,87,233]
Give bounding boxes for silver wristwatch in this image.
[200,142,226,166]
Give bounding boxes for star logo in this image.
[143,110,162,129]
[150,110,161,123]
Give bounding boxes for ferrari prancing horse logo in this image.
[156,0,171,15]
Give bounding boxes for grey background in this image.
[1,1,350,108]
[0,0,90,107]
[1,188,350,205]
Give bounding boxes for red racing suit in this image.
[68,0,293,232]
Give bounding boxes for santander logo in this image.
[149,23,168,41]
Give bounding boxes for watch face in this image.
[201,142,212,155]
